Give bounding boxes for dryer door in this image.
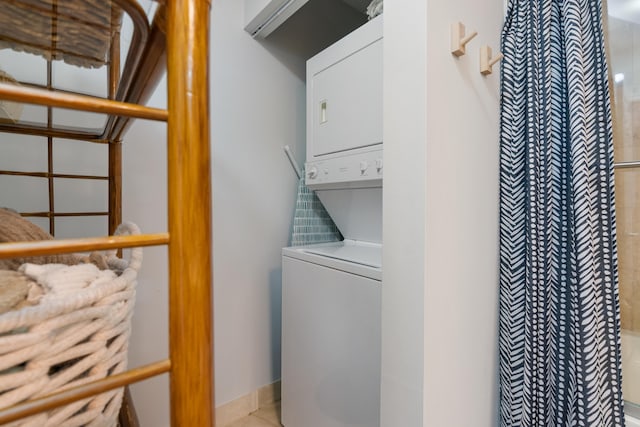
[307,16,383,158]
[310,38,382,157]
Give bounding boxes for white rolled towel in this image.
[19,263,116,303]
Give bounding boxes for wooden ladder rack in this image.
[0,0,214,425]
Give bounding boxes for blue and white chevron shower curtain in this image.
[499,0,625,426]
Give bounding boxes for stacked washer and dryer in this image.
[281,15,383,427]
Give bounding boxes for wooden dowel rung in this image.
[0,233,169,259]
[0,84,168,122]
[0,121,107,141]
[0,359,171,425]
[0,171,108,180]
[52,212,109,217]
[20,212,109,218]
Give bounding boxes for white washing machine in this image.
[282,241,381,427]
[281,16,383,427]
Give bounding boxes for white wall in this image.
[381,1,428,424]
[423,0,503,425]
[121,75,170,426]
[210,0,305,406]
[123,0,307,424]
[382,0,503,426]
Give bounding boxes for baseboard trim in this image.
[216,381,281,427]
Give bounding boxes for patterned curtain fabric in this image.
[499,0,625,426]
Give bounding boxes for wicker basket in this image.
[0,0,122,69]
[0,222,142,427]
[0,70,24,124]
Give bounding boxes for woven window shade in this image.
[0,0,123,68]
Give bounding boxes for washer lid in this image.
[315,187,382,244]
[283,241,382,280]
[303,240,381,268]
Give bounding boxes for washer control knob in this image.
[360,160,369,174]
[307,166,318,179]
[376,158,383,172]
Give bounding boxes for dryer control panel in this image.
[305,149,382,189]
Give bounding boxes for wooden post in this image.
[108,8,123,237]
[46,60,55,235]
[166,0,214,426]
[108,142,122,235]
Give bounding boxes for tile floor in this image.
[225,401,282,427]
